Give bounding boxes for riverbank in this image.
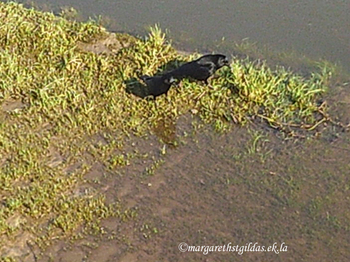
[0,2,349,261]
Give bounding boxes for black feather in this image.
[169,54,229,84]
[140,74,176,99]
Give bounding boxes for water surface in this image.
[10,0,350,71]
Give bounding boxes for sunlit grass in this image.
[0,1,339,259]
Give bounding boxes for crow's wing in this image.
[196,59,215,67]
[140,75,151,82]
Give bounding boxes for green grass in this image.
[0,1,340,259]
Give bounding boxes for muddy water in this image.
[23,86,350,262]
[35,111,350,262]
[11,0,350,72]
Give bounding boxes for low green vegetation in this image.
[0,1,339,259]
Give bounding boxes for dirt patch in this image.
[1,99,26,112]
[77,33,136,55]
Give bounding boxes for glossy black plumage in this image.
[140,74,176,98]
[169,54,229,84]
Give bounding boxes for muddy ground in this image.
[15,84,348,262]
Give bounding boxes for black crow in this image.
[170,54,229,84]
[140,74,176,99]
